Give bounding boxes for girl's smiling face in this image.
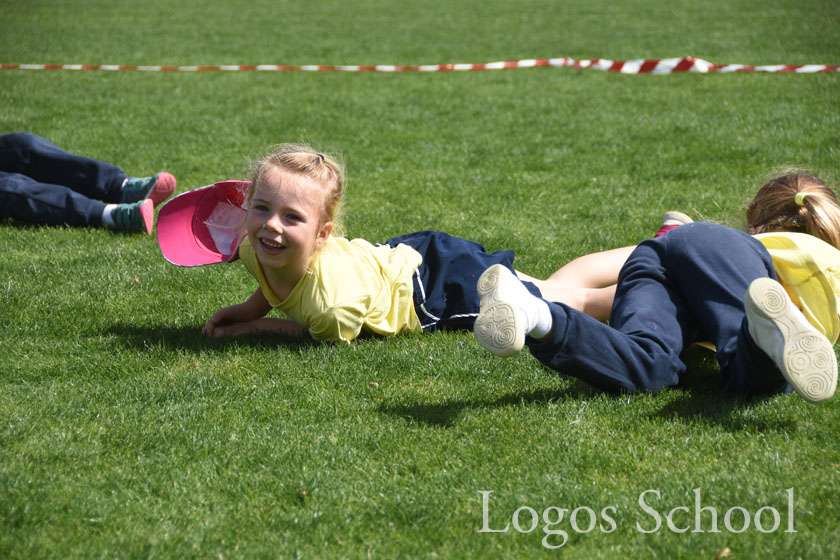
[246,166,333,282]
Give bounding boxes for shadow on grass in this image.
[650,347,798,432]
[105,324,317,353]
[378,383,599,428]
[655,383,796,433]
[1,219,73,231]
[650,389,796,432]
[108,325,798,432]
[381,348,796,432]
[380,380,795,432]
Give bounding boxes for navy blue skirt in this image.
[385,231,541,332]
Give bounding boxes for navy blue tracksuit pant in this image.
[527,223,790,395]
[0,132,128,227]
[386,230,541,332]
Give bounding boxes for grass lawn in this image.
[1,0,839,557]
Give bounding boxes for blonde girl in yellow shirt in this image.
[158,145,591,343]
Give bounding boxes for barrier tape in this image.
[1,56,838,74]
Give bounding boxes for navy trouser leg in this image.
[386,231,540,331]
[526,223,789,394]
[526,246,691,393]
[0,171,107,227]
[658,223,787,394]
[0,132,126,202]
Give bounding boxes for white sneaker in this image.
[744,277,837,403]
[655,211,694,237]
[662,210,693,227]
[474,264,539,357]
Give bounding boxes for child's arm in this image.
[206,317,309,338]
[517,246,634,322]
[546,245,636,288]
[552,285,617,322]
[202,288,308,339]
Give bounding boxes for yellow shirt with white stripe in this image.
[239,235,423,342]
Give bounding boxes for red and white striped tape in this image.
[1,56,837,74]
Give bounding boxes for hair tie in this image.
[794,192,811,207]
[315,153,325,164]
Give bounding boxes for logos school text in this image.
[478,488,797,549]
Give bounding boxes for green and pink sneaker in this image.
[121,172,176,207]
[112,198,154,234]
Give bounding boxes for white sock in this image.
[482,265,556,340]
[496,267,555,339]
[505,277,553,338]
[101,204,118,229]
[528,298,553,339]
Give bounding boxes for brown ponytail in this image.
[746,172,840,249]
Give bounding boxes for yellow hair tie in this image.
[794,192,811,207]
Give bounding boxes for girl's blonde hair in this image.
[248,143,347,236]
[746,172,840,250]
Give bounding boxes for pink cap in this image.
[156,180,251,266]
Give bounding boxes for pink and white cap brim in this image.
[156,180,251,267]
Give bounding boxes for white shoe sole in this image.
[745,278,837,403]
[662,210,693,226]
[474,265,526,357]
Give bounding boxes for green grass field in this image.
[2,0,839,558]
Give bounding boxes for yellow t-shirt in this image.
[239,236,423,342]
[755,232,840,344]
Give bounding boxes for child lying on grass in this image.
[473,172,840,404]
[1,132,175,234]
[157,144,593,342]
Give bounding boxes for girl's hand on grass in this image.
[203,289,273,337]
[204,319,260,338]
[203,316,309,338]
[201,309,235,337]
[202,303,258,337]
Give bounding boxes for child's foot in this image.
[110,198,154,234]
[474,264,550,357]
[744,277,837,403]
[654,210,693,237]
[121,172,176,207]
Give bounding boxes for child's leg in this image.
[477,237,694,392]
[0,171,107,227]
[0,171,153,233]
[524,242,693,393]
[386,230,541,331]
[502,223,792,395]
[0,132,127,202]
[637,223,790,395]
